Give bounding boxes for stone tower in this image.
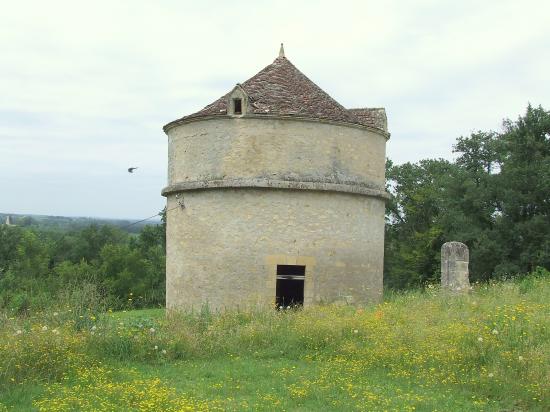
[162,46,389,310]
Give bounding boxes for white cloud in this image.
[1,0,549,217]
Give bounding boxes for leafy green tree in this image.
[493,105,550,274]
[385,159,454,288]
[99,243,163,305]
[53,260,99,284]
[12,230,50,279]
[66,224,127,263]
[385,105,550,287]
[0,225,23,275]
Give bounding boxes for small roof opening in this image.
[233,98,242,115]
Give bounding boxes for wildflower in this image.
[162,349,167,355]
[42,325,48,332]
[353,329,359,334]
[53,312,59,316]
[427,284,434,289]
[52,328,60,335]
[488,373,494,378]
[154,345,158,350]
[15,330,22,335]
[477,337,483,342]
[149,327,156,333]
[91,325,97,331]
[492,329,499,335]
[518,356,524,361]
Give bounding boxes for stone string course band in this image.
[162,178,391,200]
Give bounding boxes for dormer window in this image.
[233,98,242,115]
[227,85,247,116]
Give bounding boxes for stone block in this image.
[441,241,470,292]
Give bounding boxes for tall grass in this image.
[1,270,549,410]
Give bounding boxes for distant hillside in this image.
[0,212,161,233]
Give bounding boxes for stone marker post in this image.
[441,242,470,292]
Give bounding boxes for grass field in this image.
[1,271,549,411]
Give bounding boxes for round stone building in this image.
[162,46,389,310]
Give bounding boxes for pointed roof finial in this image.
[279,43,285,58]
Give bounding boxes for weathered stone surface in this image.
[163,115,388,310]
[441,242,470,292]
[166,189,385,310]
[162,51,388,311]
[165,117,387,193]
[162,178,390,199]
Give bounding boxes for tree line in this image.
[0,216,166,313]
[385,104,550,288]
[0,104,548,310]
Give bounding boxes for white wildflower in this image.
[477,337,483,342]
[154,345,158,350]
[53,312,59,317]
[353,329,359,334]
[91,325,97,331]
[162,349,167,355]
[15,330,22,335]
[488,373,494,378]
[149,327,156,333]
[41,325,48,332]
[52,329,60,335]
[518,355,524,361]
[491,329,499,335]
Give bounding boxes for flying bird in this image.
[128,167,138,173]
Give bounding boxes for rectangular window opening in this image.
[276,265,305,309]
[233,98,242,115]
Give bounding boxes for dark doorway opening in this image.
[276,265,305,308]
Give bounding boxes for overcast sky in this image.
[1,0,549,219]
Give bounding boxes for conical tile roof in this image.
[165,53,386,132]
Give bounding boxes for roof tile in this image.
[167,56,386,132]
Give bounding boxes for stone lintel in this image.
[161,178,390,200]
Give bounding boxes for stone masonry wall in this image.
[166,117,386,192]
[166,188,385,310]
[164,116,387,310]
